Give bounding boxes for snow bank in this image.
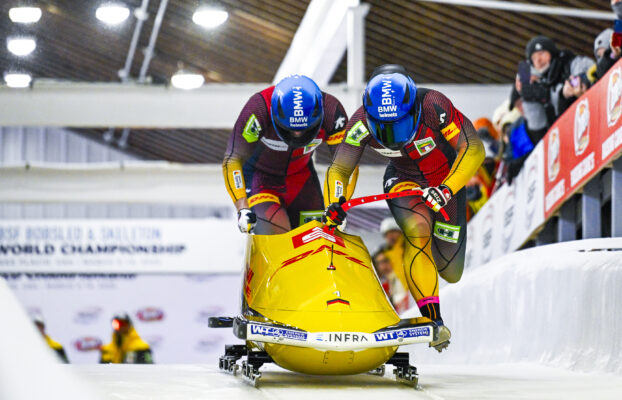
[0,277,100,400]
[407,238,622,374]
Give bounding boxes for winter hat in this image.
[525,36,559,63]
[380,218,401,235]
[594,28,613,59]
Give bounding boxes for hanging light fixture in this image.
[192,7,228,28]
[8,7,42,23]
[4,72,32,88]
[96,2,130,25]
[7,36,37,56]
[171,70,205,90]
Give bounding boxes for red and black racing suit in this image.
[325,89,484,320]
[223,86,350,234]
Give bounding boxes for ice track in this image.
[76,363,622,400]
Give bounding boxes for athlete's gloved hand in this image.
[323,196,347,227]
[237,208,257,233]
[422,185,452,213]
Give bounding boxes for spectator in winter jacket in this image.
[594,28,617,81]
[515,36,595,139]
[33,314,69,363]
[465,118,501,219]
[100,312,153,364]
[372,249,409,313]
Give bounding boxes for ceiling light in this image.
[171,70,205,90]
[192,8,228,28]
[4,72,32,88]
[96,3,130,25]
[7,37,36,56]
[8,7,42,23]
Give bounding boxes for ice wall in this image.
[0,278,100,400]
[407,238,622,375]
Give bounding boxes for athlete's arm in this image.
[324,107,369,206]
[323,95,359,201]
[424,91,485,195]
[222,93,266,211]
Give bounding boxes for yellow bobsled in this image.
[209,220,437,387]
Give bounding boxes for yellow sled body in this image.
[239,221,434,375]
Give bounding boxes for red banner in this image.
[543,60,622,218]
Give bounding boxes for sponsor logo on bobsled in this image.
[73,336,103,352]
[374,327,430,342]
[249,324,307,341]
[73,306,103,324]
[136,307,165,322]
[292,226,345,248]
[315,333,369,343]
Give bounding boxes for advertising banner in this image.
[0,219,244,274]
[4,273,241,364]
[465,142,545,268]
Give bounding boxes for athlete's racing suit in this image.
[325,89,484,321]
[224,86,353,234]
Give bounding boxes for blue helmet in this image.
[271,75,324,148]
[363,65,421,151]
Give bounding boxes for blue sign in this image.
[249,324,307,341]
[374,327,430,342]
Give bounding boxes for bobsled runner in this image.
[209,189,444,388]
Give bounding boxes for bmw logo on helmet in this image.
[363,64,422,151]
[271,75,324,148]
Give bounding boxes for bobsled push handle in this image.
[340,189,450,222]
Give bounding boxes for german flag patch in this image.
[326,298,350,306]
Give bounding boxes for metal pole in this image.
[139,0,168,82]
[581,176,602,239]
[346,4,370,89]
[558,196,577,242]
[414,0,615,20]
[613,157,622,237]
[119,0,150,82]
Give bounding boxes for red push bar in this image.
[341,188,450,221]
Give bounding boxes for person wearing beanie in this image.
[595,9,622,80]
[515,35,594,144]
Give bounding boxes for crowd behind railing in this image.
[461,2,622,221]
[373,0,622,308]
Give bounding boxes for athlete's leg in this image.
[244,168,291,235]
[384,168,441,321]
[282,164,324,229]
[248,193,291,234]
[431,189,467,283]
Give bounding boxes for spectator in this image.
[465,118,501,219]
[100,312,153,364]
[516,36,594,139]
[593,28,616,81]
[33,314,69,363]
[372,249,409,313]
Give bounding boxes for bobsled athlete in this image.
[223,75,355,234]
[323,65,485,351]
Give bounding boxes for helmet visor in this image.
[273,115,322,148]
[366,106,421,151]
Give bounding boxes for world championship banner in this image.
[0,219,244,273]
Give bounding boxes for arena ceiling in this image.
[0,0,613,163]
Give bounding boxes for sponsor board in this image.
[73,306,103,324]
[73,336,103,352]
[136,307,165,322]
